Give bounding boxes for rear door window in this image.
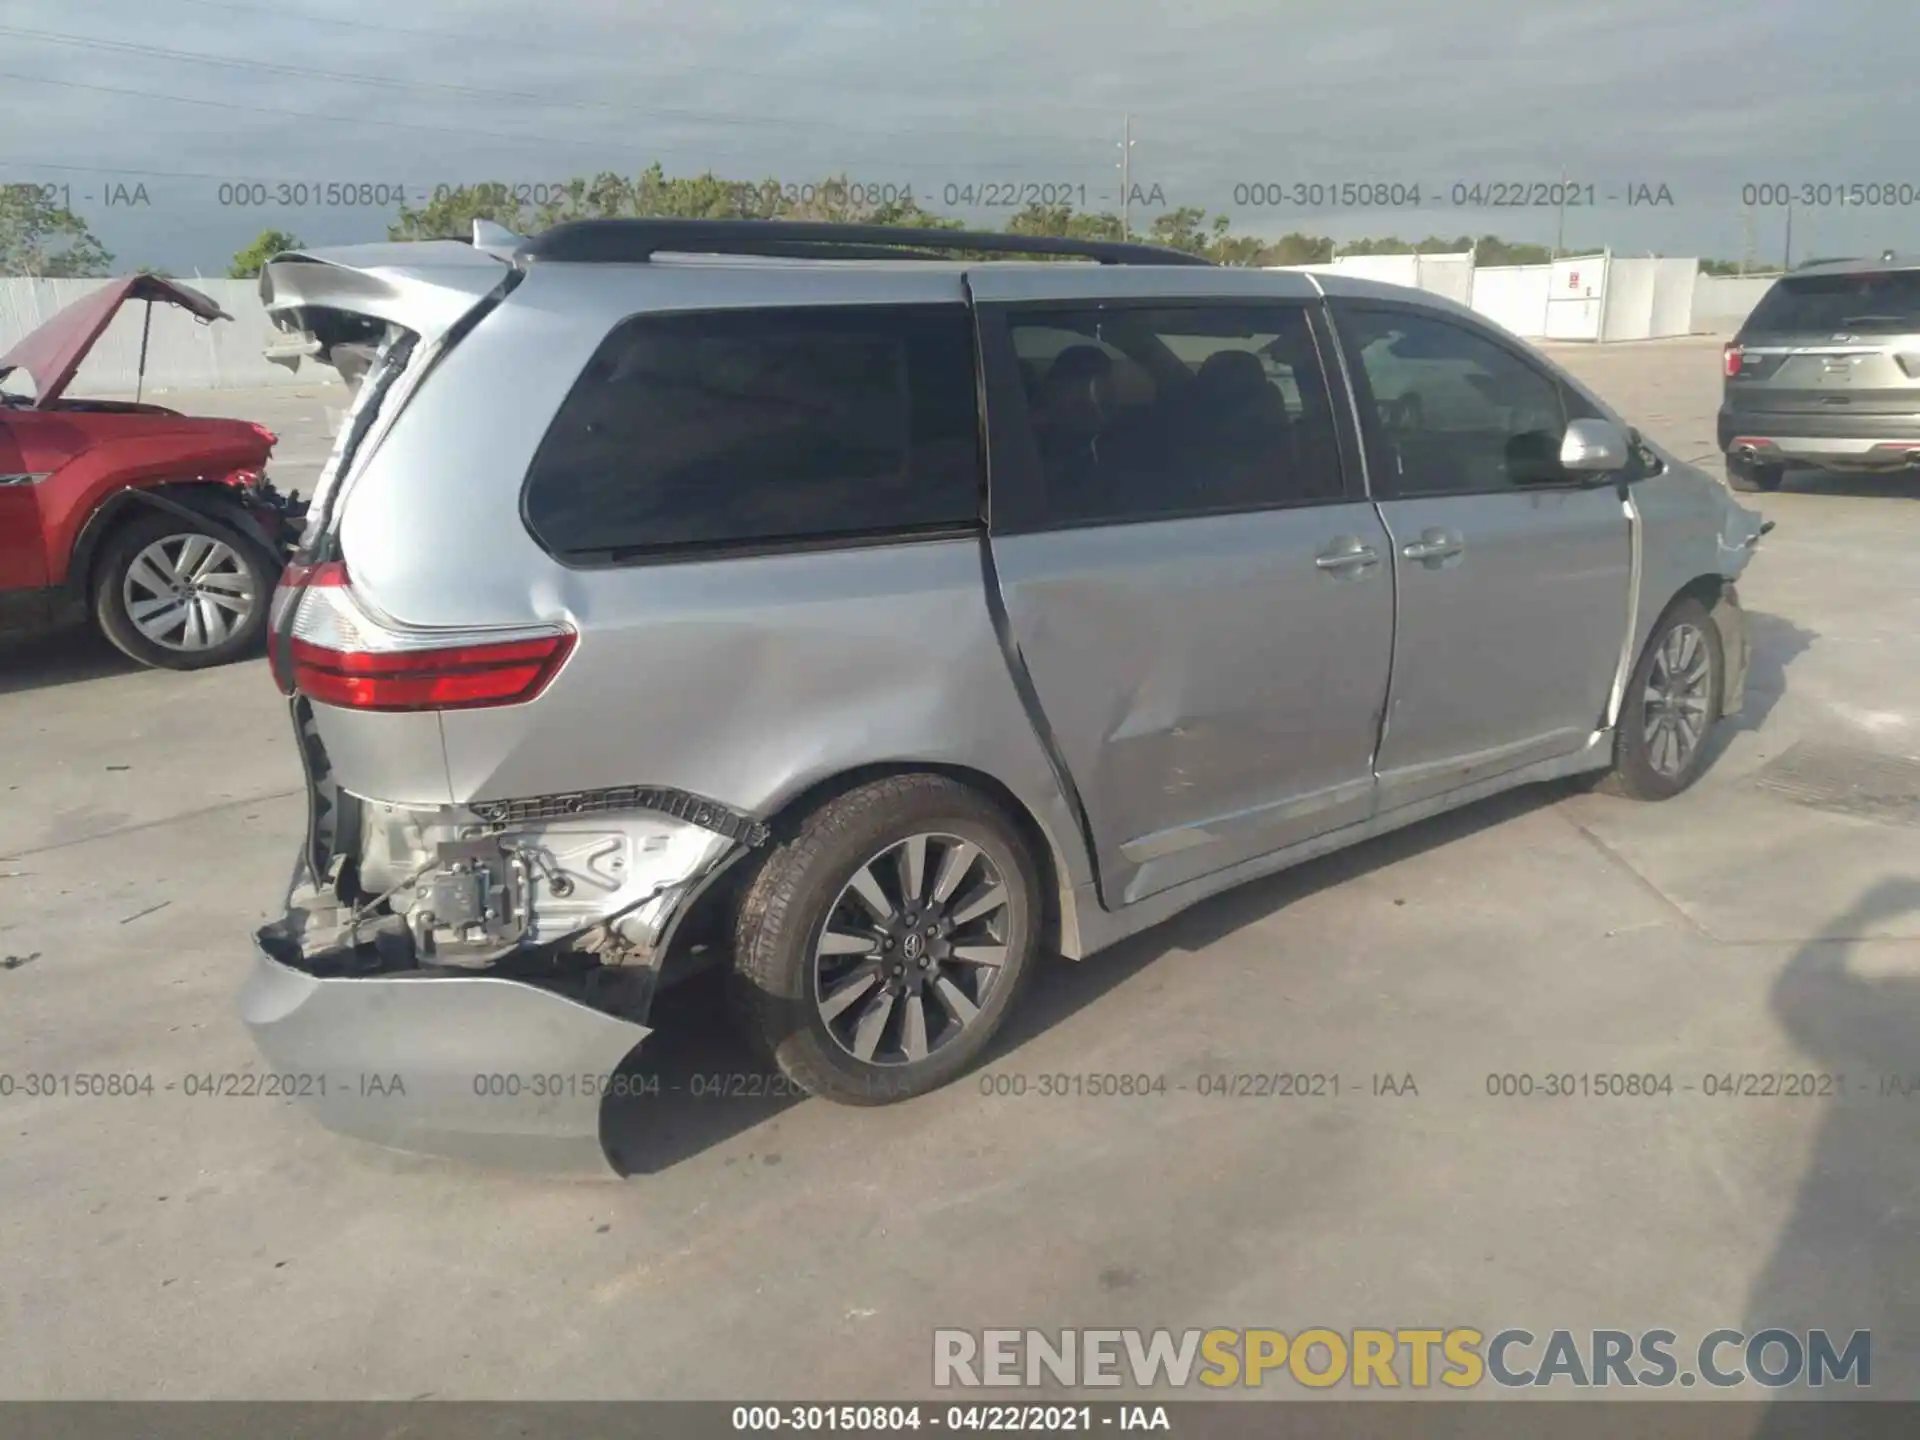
[995,303,1348,529]
[523,305,981,560]
[1743,272,1920,335]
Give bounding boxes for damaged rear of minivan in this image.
[247,240,763,1169]
[241,226,1088,1171]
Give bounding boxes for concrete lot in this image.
[2,341,1917,1400]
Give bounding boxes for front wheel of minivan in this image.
[729,775,1042,1105]
[1596,597,1725,802]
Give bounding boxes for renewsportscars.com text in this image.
[933,1327,1870,1390]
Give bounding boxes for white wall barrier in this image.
[1691,274,1779,336]
[1279,252,1765,343]
[0,277,305,395]
[1465,264,1554,339]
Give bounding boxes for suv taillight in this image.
[1723,343,1743,378]
[269,560,574,711]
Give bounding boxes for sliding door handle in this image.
[1401,528,1465,563]
[1315,539,1381,573]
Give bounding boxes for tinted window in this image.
[1743,271,1920,335]
[1340,308,1572,496]
[1004,305,1345,526]
[524,306,980,558]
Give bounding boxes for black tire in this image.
[92,508,276,671]
[728,774,1042,1105]
[1726,455,1784,493]
[1596,597,1724,801]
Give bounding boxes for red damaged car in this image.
[0,275,302,669]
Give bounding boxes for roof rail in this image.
[514,218,1214,267]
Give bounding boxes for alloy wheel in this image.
[121,532,258,652]
[1642,621,1713,778]
[812,832,1013,1067]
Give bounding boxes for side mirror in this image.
[1560,417,1630,475]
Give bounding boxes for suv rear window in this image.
[524,305,981,559]
[1743,271,1920,335]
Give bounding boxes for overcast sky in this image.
[3,0,1916,271]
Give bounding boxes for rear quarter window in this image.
[523,304,982,560]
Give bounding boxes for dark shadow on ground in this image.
[0,621,271,697]
[1777,468,1918,501]
[598,784,1567,1176]
[599,968,804,1176]
[1744,877,1920,1431]
[1672,608,1814,788]
[1724,609,1818,737]
[0,622,142,695]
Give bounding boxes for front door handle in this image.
[1400,528,1465,564]
[1314,537,1381,574]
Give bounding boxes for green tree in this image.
[1469,235,1555,266]
[1145,206,1211,256]
[227,228,305,279]
[0,187,113,276]
[1259,232,1336,266]
[1003,202,1125,244]
[396,166,972,242]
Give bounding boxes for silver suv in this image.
[246,220,1769,1170]
[1721,255,1920,491]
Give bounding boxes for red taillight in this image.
[283,559,346,591]
[1723,344,1744,378]
[269,559,573,710]
[266,560,343,694]
[288,633,576,711]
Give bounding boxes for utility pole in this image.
[1741,204,1755,275]
[1117,113,1134,240]
[1783,202,1794,271]
[1554,165,1567,259]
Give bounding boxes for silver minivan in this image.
[248,220,1769,1169]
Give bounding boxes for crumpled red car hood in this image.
[0,274,232,406]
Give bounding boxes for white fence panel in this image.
[1691,274,1777,335]
[1600,257,1658,342]
[1409,253,1475,306]
[1470,265,1553,339]
[0,277,303,395]
[1544,255,1607,341]
[1285,253,1475,306]
[1649,258,1698,338]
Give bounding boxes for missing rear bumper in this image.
[242,925,652,1173]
